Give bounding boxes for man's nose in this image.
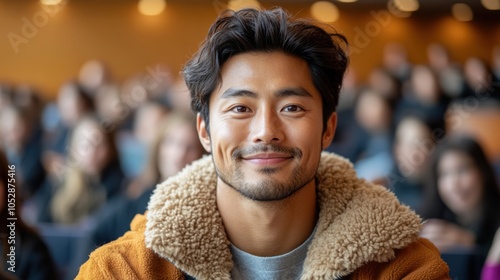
[251,109,284,144]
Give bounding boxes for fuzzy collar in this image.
[145,152,421,279]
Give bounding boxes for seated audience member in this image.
[42,81,95,179]
[482,228,500,280]
[462,57,499,102]
[37,116,124,224]
[77,59,112,96]
[387,113,438,210]
[367,67,402,102]
[420,136,500,254]
[69,111,205,278]
[426,43,464,99]
[492,46,500,85]
[94,84,129,132]
[326,69,367,163]
[0,104,46,199]
[336,67,359,111]
[0,83,13,113]
[116,101,169,178]
[353,88,395,182]
[395,64,449,129]
[382,42,412,83]
[0,150,59,280]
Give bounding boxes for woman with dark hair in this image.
[37,115,124,224]
[420,135,500,254]
[0,149,59,279]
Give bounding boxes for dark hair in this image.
[420,135,500,246]
[183,7,349,133]
[60,80,95,112]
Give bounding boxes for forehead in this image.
[213,51,320,101]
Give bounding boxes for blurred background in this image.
[1,0,500,279]
[1,0,499,97]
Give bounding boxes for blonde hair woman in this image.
[48,115,124,224]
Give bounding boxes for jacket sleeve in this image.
[351,237,451,279]
[76,214,184,280]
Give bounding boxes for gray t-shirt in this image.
[230,229,315,280]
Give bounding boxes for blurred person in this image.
[117,101,169,178]
[78,60,111,96]
[42,81,95,180]
[145,64,175,106]
[354,88,395,182]
[387,113,438,210]
[462,57,499,102]
[367,67,402,102]
[37,116,124,224]
[491,46,500,100]
[420,136,500,254]
[427,43,464,99]
[493,46,500,85]
[326,68,363,163]
[382,42,412,83]
[395,64,448,130]
[482,228,500,280]
[0,149,59,280]
[167,77,194,112]
[326,69,368,163]
[94,83,128,131]
[13,84,45,125]
[0,83,13,114]
[69,111,206,279]
[0,105,46,199]
[78,8,449,279]
[337,67,358,111]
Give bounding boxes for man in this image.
[77,7,450,279]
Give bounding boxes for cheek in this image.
[463,170,484,198]
[437,177,455,201]
[286,122,323,161]
[211,119,248,161]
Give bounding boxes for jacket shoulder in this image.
[76,214,184,280]
[351,238,451,279]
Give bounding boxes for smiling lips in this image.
[242,153,293,165]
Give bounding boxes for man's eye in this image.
[232,106,250,113]
[283,105,302,112]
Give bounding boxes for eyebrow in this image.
[220,87,314,99]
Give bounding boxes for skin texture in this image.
[197,51,336,256]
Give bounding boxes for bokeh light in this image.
[452,3,473,22]
[138,0,166,16]
[227,0,261,11]
[40,0,64,5]
[481,0,500,10]
[394,0,419,12]
[310,1,340,23]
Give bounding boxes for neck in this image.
[216,178,317,257]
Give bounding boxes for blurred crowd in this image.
[0,42,499,279]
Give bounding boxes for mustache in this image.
[232,144,302,159]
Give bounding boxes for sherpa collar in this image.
[145,152,421,279]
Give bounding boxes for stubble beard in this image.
[214,144,318,202]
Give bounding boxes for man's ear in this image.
[322,112,337,149]
[197,113,212,153]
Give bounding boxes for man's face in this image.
[197,51,336,201]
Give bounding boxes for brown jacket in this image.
[77,153,450,279]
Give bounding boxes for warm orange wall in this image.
[1,1,499,99]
